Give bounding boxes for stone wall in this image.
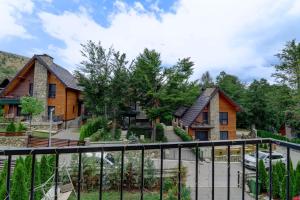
[0,136,28,147]
[33,59,48,121]
[209,92,219,140]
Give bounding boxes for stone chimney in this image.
[36,54,53,66]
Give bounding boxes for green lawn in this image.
[32,131,50,138]
[69,191,160,200]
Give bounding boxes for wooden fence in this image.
[27,135,82,148]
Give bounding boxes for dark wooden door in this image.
[195,131,208,141]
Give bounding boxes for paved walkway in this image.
[52,128,80,140]
[164,126,196,161]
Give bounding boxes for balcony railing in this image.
[0,138,299,200]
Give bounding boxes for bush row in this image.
[80,117,121,141]
[257,130,300,144]
[257,159,300,199]
[5,122,27,132]
[0,155,54,200]
[126,124,167,142]
[174,127,192,141]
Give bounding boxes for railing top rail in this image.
[0,138,273,156]
[271,139,300,151]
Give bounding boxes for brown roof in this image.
[174,106,189,117]
[0,54,82,96]
[180,87,241,127]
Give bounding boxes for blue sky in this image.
[1,0,300,82]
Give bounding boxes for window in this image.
[219,112,228,125]
[220,131,228,140]
[48,84,56,98]
[202,112,208,124]
[29,83,33,96]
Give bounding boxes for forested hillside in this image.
[0,51,29,81]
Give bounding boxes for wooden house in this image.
[173,87,241,140]
[0,54,83,123]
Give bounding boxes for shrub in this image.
[90,128,113,141]
[258,160,268,192]
[16,122,27,132]
[40,155,51,188]
[165,184,191,200]
[126,126,152,139]
[295,162,300,196]
[163,178,173,192]
[174,127,192,141]
[156,124,167,142]
[11,159,28,200]
[6,122,16,132]
[114,128,121,140]
[79,117,109,141]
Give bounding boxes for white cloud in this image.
[0,0,34,39]
[38,0,298,81]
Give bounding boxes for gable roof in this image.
[181,88,217,127]
[36,55,82,91]
[0,54,81,95]
[180,87,241,127]
[174,106,189,117]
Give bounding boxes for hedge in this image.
[79,117,109,141]
[126,126,152,139]
[174,127,192,141]
[257,130,300,144]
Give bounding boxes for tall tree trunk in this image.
[112,108,116,138]
[152,120,156,142]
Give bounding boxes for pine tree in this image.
[40,155,51,188]
[24,156,32,190]
[272,165,280,199]
[295,161,300,196]
[258,160,268,192]
[0,161,8,199]
[280,173,287,200]
[11,160,28,200]
[34,162,42,200]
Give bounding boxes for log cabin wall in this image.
[219,93,237,139]
[65,89,79,120]
[47,72,66,119]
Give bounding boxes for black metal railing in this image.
[0,138,300,200]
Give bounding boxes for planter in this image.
[0,132,26,136]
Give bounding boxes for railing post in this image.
[269,141,272,200]
[77,152,82,200]
[140,148,144,200]
[195,145,199,200]
[6,155,11,200]
[30,154,36,200]
[178,145,181,200]
[160,146,164,200]
[286,147,290,200]
[227,145,230,200]
[99,150,104,200]
[54,153,59,200]
[255,143,259,200]
[242,142,245,200]
[120,148,124,200]
[212,145,215,200]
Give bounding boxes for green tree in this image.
[271,164,280,199]
[40,155,51,186]
[110,52,131,136]
[20,96,44,130]
[76,41,113,117]
[258,160,268,192]
[161,58,199,124]
[273,39,300,93]
[199,71,214,89]
[0,161,8,199]
[295,161,300,196]
[34,162,42,200]
[131,48,164,141]
[11,159,28,200]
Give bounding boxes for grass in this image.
[31,131,50,138]
[68,191,160,200]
